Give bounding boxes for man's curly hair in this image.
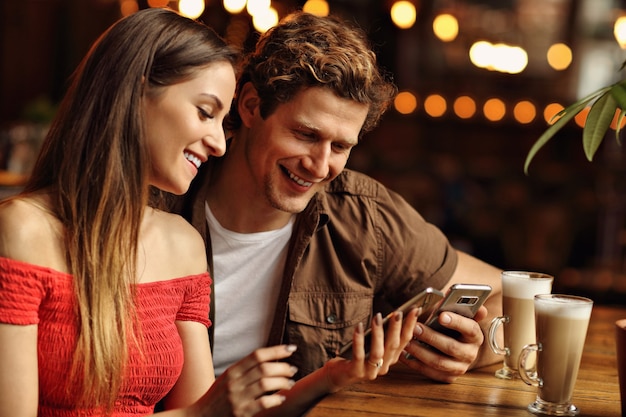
[226,11,397,136]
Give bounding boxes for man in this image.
[179,11,503,383]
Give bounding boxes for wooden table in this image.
[307,305,624,417]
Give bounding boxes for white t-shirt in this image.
[205,202,294,376]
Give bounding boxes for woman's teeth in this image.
[288,171,313,187]
[184,152,201,169]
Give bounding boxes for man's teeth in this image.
[288,171,313,187]
[184,152,201,169]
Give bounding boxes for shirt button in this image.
[326,314,338,324]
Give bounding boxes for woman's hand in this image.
[193,345,298,417]
[325,307,420,392]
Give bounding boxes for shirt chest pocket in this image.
[286,291,373,367]
[288,292,373,330]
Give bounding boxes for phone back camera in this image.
[457,296,478,305]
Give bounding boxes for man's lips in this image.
[285,168,313,187]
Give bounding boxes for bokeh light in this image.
[303,0,329,16]
[453,96,476,119]
[433,13,459,42]
[223,0,246,14]
[390,1,417,29]
[513,100,536,124]
[483,98,506,122]
[178,0,205,19]
[547,43,573,71]
[424,94,447,117]
[394,91,418,114]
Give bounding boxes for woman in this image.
[0,7,417,417]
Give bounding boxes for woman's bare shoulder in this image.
[138,208,208,281]
[0,195,64,265]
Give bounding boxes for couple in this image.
[0,7,502,417]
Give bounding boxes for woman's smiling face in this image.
[143,61,236,195]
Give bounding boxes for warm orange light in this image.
[453,96,476,119]
[302,0,329,16]
[424,94,447,117]
[147,0,169,7]
[483,98,506,122]
[574,107,590,128]
[513,100,536,124]
[544,103,565,124]
[120,0,139,16]
[611,109,626,130]
[547,43,573,71]
[394,91,418,114]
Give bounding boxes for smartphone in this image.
[337,287,444,357]
[424,283,492,339]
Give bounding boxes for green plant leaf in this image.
[610,82,626,109]
[615,109,625,145]
[583,91,617,161]
[524,96,598,174]
[524,86,612,174]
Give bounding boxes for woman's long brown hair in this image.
[23,8,238,411]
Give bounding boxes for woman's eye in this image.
[198,107,214,120]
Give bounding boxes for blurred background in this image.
[2,0,626,303]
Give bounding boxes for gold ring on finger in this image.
[367,358,383,369]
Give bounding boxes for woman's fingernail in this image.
[357,322,364,334]
[375,312,383,325]
[441,313,451,324]
[290,366,298,375]
[394,311,403,322]
[414,324,423,336]
[286,344,297,352]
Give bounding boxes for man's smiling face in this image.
[241,86,369,214]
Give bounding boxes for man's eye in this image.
[333,143,352,152]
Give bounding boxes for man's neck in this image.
[206,152,294,234]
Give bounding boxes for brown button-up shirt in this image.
[179,161,458,378]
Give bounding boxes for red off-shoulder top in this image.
[0,256,211,416]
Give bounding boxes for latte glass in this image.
[488,271,553,379]
[519,294,593,416]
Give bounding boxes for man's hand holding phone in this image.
[399,284,492,383]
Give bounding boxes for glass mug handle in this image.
[519,343,542,387]
[488,316,510,356]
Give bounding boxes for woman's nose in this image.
[204,127,226,157]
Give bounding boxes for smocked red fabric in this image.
[0,256,211,416]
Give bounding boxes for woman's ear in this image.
[237,82,260,128]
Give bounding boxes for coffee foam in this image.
[502,272,553,299]
[534,296,593,319]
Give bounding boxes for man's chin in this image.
[270,197,310,214]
